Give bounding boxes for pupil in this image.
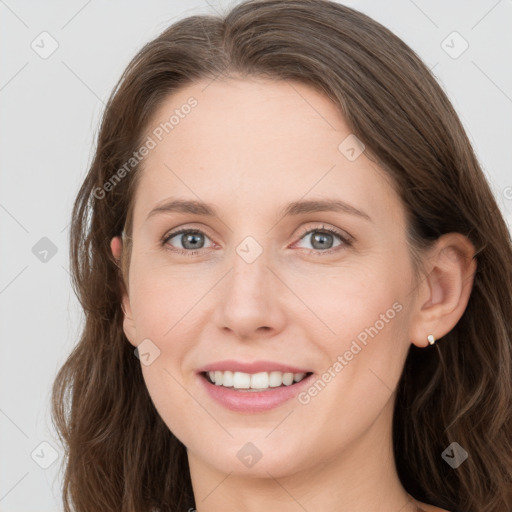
[312,232,332,249]
[183,233,203,249]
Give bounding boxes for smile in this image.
[198,370,315,413]
[203,370,312,390]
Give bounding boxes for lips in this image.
[195,359,315,412]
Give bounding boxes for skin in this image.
[110,76,476,512]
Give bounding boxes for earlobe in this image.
[110,236,122,264]
[121,295,138,348]
[410,233,477,348]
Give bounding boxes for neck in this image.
[187,395,418,512]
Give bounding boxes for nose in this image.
[212,247,287,341]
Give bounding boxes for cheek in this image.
[128,257,212,339]
[139,364,203,451]
[296,254,413,415]
[313,287,408,400]
[127,260,220,439]
[289,287,411,464]
[300,257,410,355]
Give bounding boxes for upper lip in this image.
[197,360,313,374]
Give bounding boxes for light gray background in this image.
[1,1,511,510]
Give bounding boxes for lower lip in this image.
[198,372,315,413]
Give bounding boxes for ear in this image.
[110,236,138,347]
[409,232,477,348]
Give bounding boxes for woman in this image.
[51,1,512,511]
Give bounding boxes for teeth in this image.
[251,371,268,389]
[206,370,309,390]
[221,370,233,387]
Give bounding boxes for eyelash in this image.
[160,224,353,257]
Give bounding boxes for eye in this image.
[161,228,214,256]
[294,224,352,255]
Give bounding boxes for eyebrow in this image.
[146,198,372,222]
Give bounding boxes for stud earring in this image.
[427,334,436,345]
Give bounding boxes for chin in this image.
[187,434,315,480]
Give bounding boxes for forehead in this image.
[131,77,402,228]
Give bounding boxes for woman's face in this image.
[115,77,424,478]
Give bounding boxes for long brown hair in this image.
[51,1,512,510]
